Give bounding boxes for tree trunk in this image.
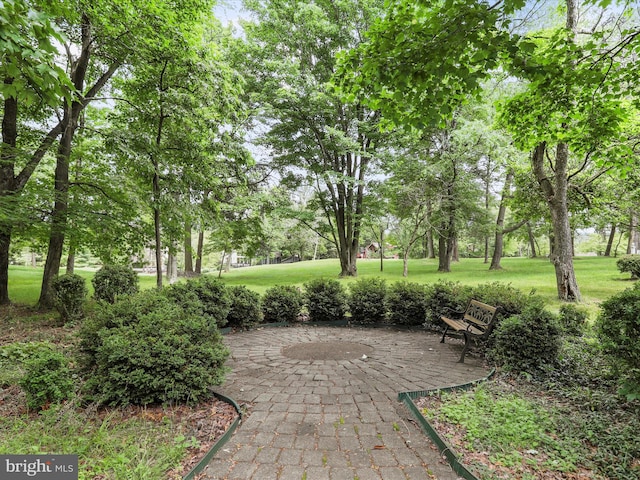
[532,142,581,301]
[39,15,95,308]
[65,242,76,275]
[184,222,194,276]
[604,224,616,256]
[167,250,178,284]
[195,230,204,274]
[527,222,537,257]
[154,204,163,289]
[0,90,17,305]
[402,251,409,277]
[38,111,76,308]
[627,210,638,255]
[490,169,514,270]
[437,222,455,272]
[426,228,435,258]
[0,230,11,305]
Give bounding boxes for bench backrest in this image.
[463,300,499,335]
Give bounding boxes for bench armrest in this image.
[441,305,465,319]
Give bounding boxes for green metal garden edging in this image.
[182,391,242,480]
[397,369,496,480]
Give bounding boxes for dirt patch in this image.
[282,341,373,360]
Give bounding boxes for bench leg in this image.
[440,325,449,343]
[458,332,470,363]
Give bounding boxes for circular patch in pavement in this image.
[282,341,374,360]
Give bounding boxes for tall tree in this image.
[338,0,639,299]
[109,16,243,288]
[242,0,385,276]
[36,0,218,307]
[0,0,73,304]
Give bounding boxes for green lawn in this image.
[7,256,633,316]
[217,256,631,315]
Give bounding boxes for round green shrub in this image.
[51,273,87,324]
[19,348,74,410]
[559,303,589,336]
[424,280,472,326]
[226,286,262,330]
[91,264,139,304]
[470,282,540,317]
[81,290,229,406]
[348,277,387,325]
[163,276,231,328]
[262,285,303,324]
[304,278,347,323]
[489,304,562,375]
[386,281,427,326]
[597,283,640,399]
[616,255,640,280]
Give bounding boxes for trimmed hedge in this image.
[304,278,347,323]
[51,273,87,324]
[92,264,139,304]
[387,281,427,326]
[597,282,640,400]
[227,285,262,330]
[80,290,229,406]
[348,278,387,325]
[163,276,231,328]
[489,304,562,375]
[262,285,303,324]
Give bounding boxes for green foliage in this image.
[19,349,74,410]
[489,304,562,374]
[431,384,580,473]
[0,341,60,387]
[81,290,229,406]
[91,264,139,304]
[261,285,303,324]
[470,282,539,317]
[226,285,262,330]
[0,402,201,479]
[348,278,388,325]
[597,283,640,400]
[51,273,88,324]
[559,304,588,336]
[163,276,231,328]
[616,255,640,279]
[303,278,347,323]
[0,0,73,105]
[386,281,427,326]
[424,280,472,326]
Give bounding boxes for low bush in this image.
[19,348,74,410]
[424,280,472,326]
[559,304,589,336]
[348,278,387,325]
[616,255,640,280]
[262,285,303,324]
[386,281,427,326]
[489,304,562,375]
[597,283,640,400]
[91,264,139,304]
[164,276,231,328]
[80,290,229,406]
[470,282,540,317]
[0,341,60,387]
[226,286,262,330]
[304,278,347,323]
[51,273,87,324]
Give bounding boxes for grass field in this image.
[8,256,634,316]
